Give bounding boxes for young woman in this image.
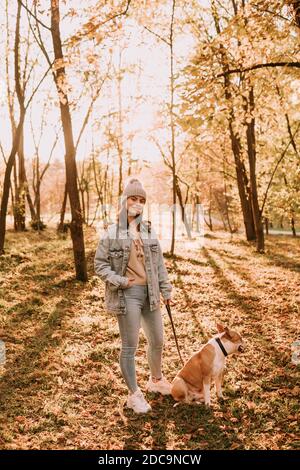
[94,178,175,414]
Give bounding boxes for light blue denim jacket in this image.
[94,221,172,316]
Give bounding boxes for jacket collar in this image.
[117,220,151,239]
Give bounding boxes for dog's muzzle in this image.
[238,345,244,353]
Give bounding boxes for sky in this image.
[0,1,196,168]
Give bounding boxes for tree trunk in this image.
[174,175,192,238]
[50,0,87,281]
[214,193,227,231]
[14,2,26,232]
[58,182,68,233]
[211,2,256,242]
[13,2,37,231]
[246,86,264,252]
[170,0,176,254]
[195,194,201,232]
[0,2,25,253]
[264,217,269,236]
[280,215,284,229]
[0,117,25,253]
[15,130,26,231]
[117,44,124,198]
[204,188,213,231]
[291,217,296,237]
[223,162,234,233]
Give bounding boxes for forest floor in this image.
[0,226,299,450]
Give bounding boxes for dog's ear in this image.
[224,326,233,339]
[216,323,225,333]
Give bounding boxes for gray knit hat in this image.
[121,178,147,203]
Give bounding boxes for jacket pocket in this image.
[149,244,159,265]
[109,249,124,272]
[105,281,119,309]
[149,244,158,252]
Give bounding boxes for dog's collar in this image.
[215,337,228,357]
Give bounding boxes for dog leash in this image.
[165,302,185,366]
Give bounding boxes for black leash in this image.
[165,303,185,366]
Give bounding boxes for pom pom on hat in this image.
[121,178,147,202]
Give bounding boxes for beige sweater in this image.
[125,231,147,285]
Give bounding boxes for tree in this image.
[50,0,87,281]
[180,0,300,251]
[0,2,50,254]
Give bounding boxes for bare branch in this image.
[17,0,52,31]
[0,141,7,165]
[40,129,61,182]
[143,26,170,46]
[260,122,300,215]
[216,61,300,79]
[75,63,111,151]
[150,136,172,169]
[25,63,53,111]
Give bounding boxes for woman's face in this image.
[127,195,146,217]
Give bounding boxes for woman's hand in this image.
[163,298,176,306]
[123,277,135,288]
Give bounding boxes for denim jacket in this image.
[94,221,172,316]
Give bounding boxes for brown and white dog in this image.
[171,323,244,407]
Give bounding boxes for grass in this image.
[0,226,299,450]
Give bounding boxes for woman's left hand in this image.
[163,298,176,306]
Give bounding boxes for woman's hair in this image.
[116,196,141,232]
[116,196,151,233]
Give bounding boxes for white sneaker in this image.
[145,375,172,395]
[126,387,152,414]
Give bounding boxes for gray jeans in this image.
[116,284,164,393]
